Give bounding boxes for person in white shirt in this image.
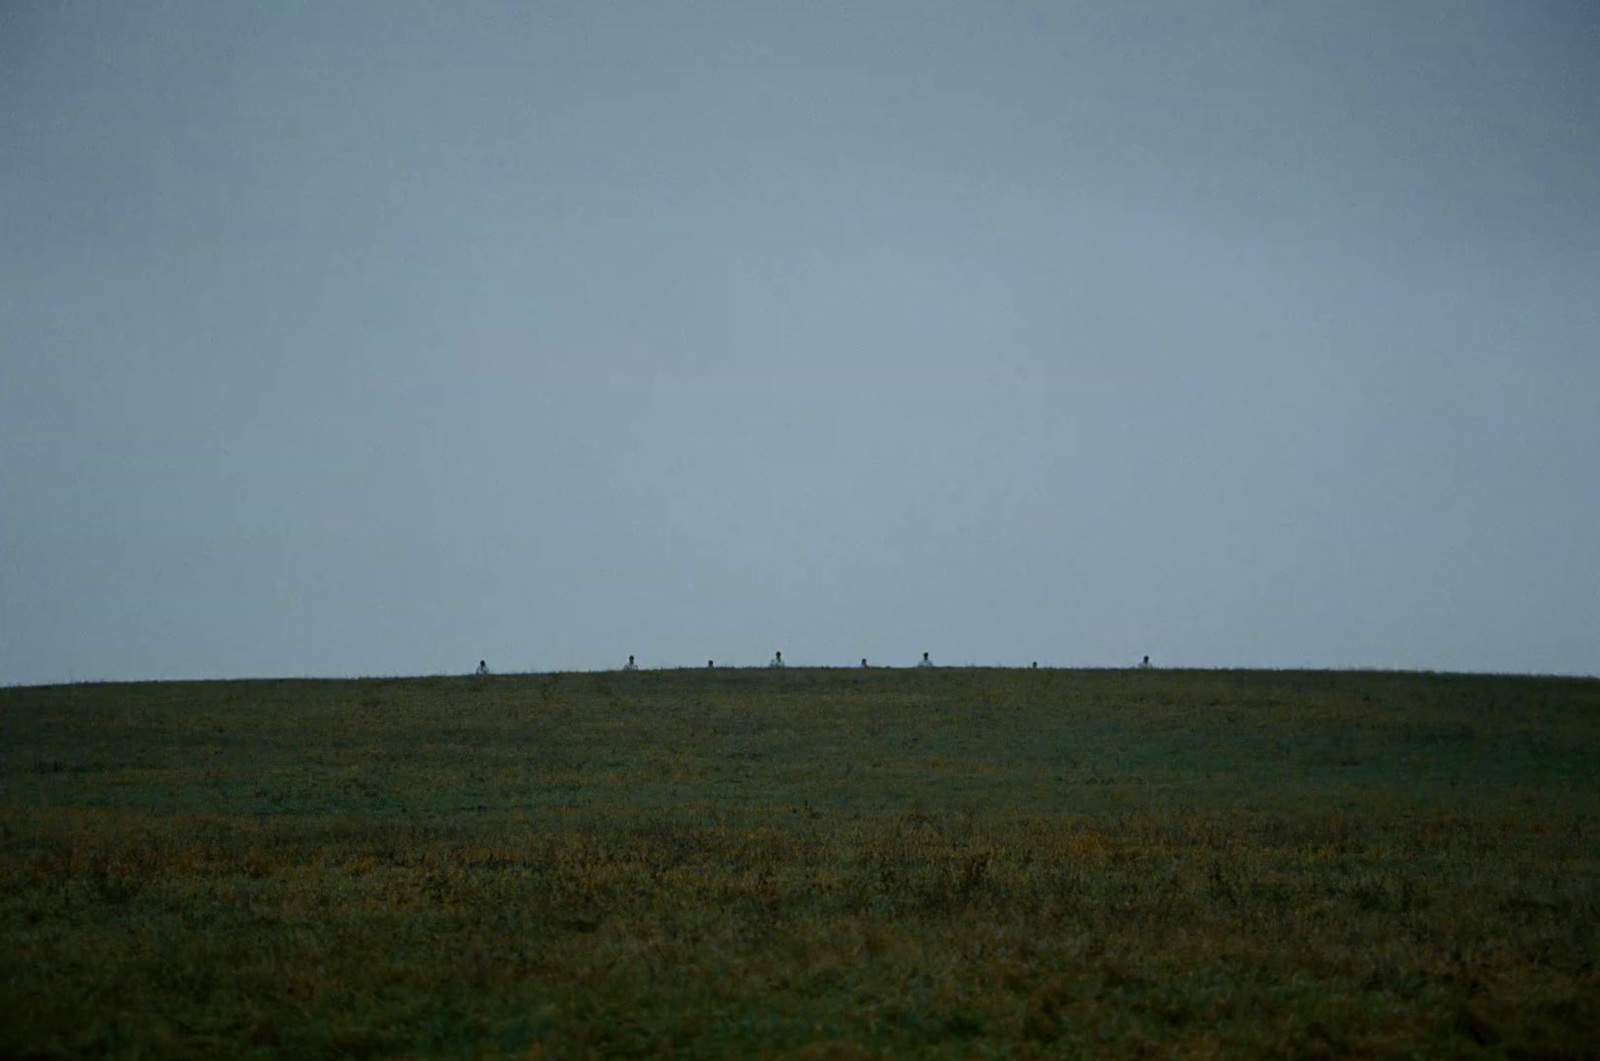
[917,652,933,668]
[476,660,489,675]
[770,651,785,668]
[623,655,638,671]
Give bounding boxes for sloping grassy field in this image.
[3,667,1597,1058]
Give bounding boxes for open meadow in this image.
[3,667,1598,1059]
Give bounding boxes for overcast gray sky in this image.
[3,1,1597,684]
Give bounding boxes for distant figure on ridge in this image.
[1141,655,1151,669]
[861,658,869,667]
[708,660,715,668]
[1032,661,1038,669]
[476,660,489,675]
[623,655,638,671]
[917,651,933,668]
[770,651,785,668]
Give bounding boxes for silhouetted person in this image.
[861,657,869,667]
[1141,655,1151,669]
[917,651,933,668]
[770,651,785,668]
[708,660,714,668]
[1032,661,1038,669]
[623,655,638,671]
[476,660,489,675]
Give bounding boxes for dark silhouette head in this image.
[708,660,714,668]
[1032,661,1038,669]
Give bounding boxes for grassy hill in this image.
[4,667,1598,1057]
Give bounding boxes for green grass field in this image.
[3,667,1597,1058]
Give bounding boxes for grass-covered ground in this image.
[3,667,1597,1058]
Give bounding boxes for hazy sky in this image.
[3,1,1598,684]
